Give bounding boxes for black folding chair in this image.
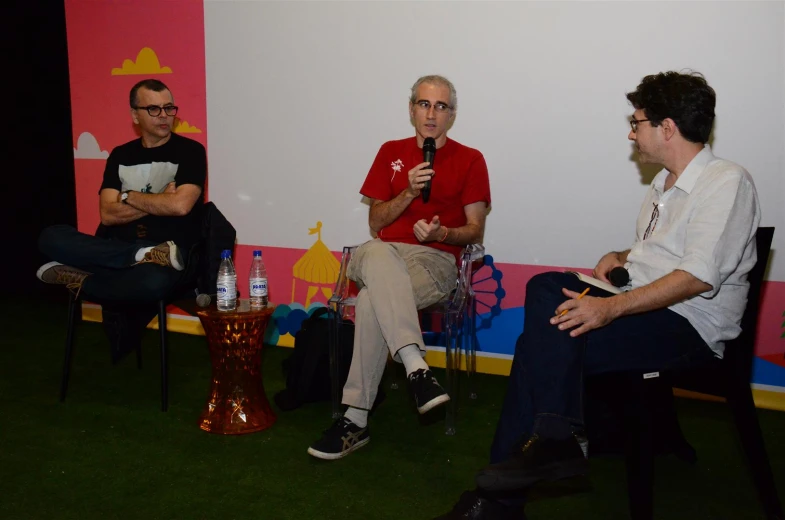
[618,227,782,520]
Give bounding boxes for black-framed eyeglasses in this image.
[414,100,452,113]
[643,202,660,240]
[134,104,179,117]
[629,117,651,133]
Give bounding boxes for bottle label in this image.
[250,278,268,297]
[217,280,236,301]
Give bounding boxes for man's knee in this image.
[38,225,75,257]
[526,271,573,296]
[350,240,402,283]
[358,239,395,262]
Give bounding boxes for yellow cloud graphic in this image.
[111,47,172,75]
[174,120,202,133]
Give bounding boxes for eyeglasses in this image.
[629,117,651,133]
[643,202,660,240]
[414,100,452,113]
[134,105,179,117]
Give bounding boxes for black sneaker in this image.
[307,418,370,460]
[433,490,525,519]
[408,368,450,414]
[475,434,589,491]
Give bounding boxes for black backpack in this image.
[274,308,354,411]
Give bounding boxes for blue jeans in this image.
[489,271,715,464]
[38,225,190,304]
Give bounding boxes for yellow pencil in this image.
[559,287,590,317]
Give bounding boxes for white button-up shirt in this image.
[625,146,761,357]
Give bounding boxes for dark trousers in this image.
[38,225,186,304]
[489,272,715,464]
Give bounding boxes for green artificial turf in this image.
[1,296,783,519]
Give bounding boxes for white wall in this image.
[205,1,785,279]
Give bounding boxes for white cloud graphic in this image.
[73,132,109,160]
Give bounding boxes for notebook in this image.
[565,271,623,295]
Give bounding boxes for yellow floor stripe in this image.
[81,305,785,412]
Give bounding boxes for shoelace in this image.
[56,270,85,299]
[134,248,169,267]
[409,369,429,383]
[520,434,539,453]
[323,418,352,435]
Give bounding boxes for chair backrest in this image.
[446,244,485,317]
[724,226,775,380]
[674,226,774,395]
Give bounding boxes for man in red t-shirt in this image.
[308,75,491,460]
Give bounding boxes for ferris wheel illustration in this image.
[468,254,505,351]
[420,251,505,349]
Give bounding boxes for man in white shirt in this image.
[437,71,761,519]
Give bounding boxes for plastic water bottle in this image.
[216,249,237,311]
[249,250,268,308]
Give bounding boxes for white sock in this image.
[344,406,368,428]
[134,247,153,262]
[135,247,153,262]
[398,344,429,376]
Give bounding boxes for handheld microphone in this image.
[609,267,630,288]
[421,137,436,204]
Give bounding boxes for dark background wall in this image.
[5,1,76,296]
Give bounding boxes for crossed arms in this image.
[99,182,202,226]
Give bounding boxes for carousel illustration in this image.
[291,221,340,307]
[268,221,341,347]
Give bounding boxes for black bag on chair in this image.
[274,308,354,411]
[197,201,237,296]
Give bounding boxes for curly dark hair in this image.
[626,71,715,144]
[129,79,170,108]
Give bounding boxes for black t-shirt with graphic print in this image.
[99,133,207,251]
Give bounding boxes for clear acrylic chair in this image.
[328,243,485,435]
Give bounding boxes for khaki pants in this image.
[341,239,457,410]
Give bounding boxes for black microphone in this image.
[609,267,630,288]
[421,137,436,203]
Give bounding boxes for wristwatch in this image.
[120,191,130,204]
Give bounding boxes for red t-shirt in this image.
[360,137,491,262]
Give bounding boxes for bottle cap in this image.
[221,249,231,259]
[253,250,262,257]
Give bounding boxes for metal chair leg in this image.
[158,300,168,412]
[60,294,80,402]
[444,312,460,436]
[467,296,478,400]
[136,323,143,370]
[727,378,784,520]
[328,303,343,419]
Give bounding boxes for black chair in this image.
[59,202,236,412]
[619,227,782,520]
[60,261,198,412]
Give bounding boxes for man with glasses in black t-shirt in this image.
[37,79,206,361]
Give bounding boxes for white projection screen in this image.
[204,1,785,279]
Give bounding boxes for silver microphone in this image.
[196,293,213,307]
